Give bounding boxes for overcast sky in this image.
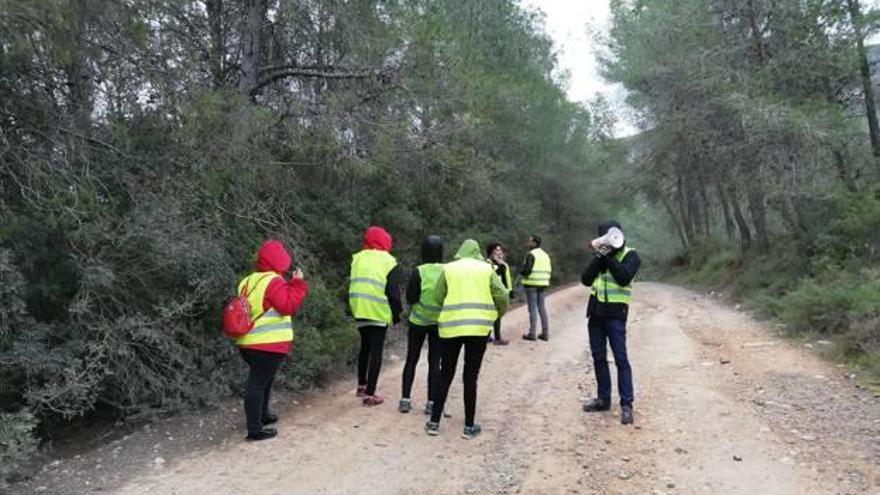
[520,0,635,136]
[520,0,880,137]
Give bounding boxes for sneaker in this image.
[522,334,537,341]
[582,398,611,412]
[356,385,367,397]
[461,423,482,440]
[363,394,385,406]
[423,400,434,415]
[493,339,509,346]
[246,427,277,441]
[398,398,412,413]
[425,421,440,436]
[261,413,279,425]
[538,334,549,341]
[621,405,634,425]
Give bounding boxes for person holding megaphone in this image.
[580,220,641,425]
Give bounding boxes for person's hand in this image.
[291,268,304,280]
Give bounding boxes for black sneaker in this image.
[425,421,440,436]
[538,334,549,341]
[261,413,278,425]
[423,400,433,415]
[621,405,634,425]
[522,334,537,341]
[398,398,412,413]
[246,427,277,441]
[461,423,482,440]
[582,398,610,412]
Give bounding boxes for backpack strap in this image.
[241,273,276,323]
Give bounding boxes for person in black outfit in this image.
[580,220,641,425]
[399,235,444,414]
[486,242,513,345]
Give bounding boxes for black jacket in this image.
[581,248,641,321]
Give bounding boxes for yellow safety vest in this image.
[591,247,635,305]
[348,249,397,324]
[235,272,293,347]
[522,248,551,287]
[437,258,498,338]
[408,263,444,326]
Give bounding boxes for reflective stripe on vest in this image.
[437,258,498,338]
[235,272,293,347]
[348,249,397,323]
[590,247,635,305]
[409,263,444,326]
[523,248,552,287]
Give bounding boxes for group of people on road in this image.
[230,221,639,441]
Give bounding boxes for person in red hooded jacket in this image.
[348,226,403,406]
[236,240,308,441]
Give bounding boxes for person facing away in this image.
[348,225,402,406]
[485,242,513,345]
[426,239,509,440]
[520,234,551,341]
[580,220,641,425]
[236,240,309,441]
[399,235,444,414]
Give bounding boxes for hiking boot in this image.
[398,398,412,413]
[356,385,367,397]
[493,338,509,346]
[621,405,634,425]
[522,334,537,341]
[261,413,279,425]
[582,398,610,412]
[425,421,440,436]
[461,423,482,440]
[363,394,385,407]
[538,333,549,341]
[246,427,277,441]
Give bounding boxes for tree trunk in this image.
[717,182,736,241]
[206,0,226,89]
[239,0,266,100]
[65,0,93,133]
[746,184,770,250]
[727,180,752,252]
[847,0,880,157]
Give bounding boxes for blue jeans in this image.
[525,287,548,337]
[588,317,633,406]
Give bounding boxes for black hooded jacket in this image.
[580,221,641,321]
[406,235,444,306]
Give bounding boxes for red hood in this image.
[362,226,392,252]
[255,240,291,273]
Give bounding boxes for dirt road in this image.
[89,284,880,494]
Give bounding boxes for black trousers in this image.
[401,323,441,402]
[431,335,488,427]
[492,318,502,340]
[357,325,388,396]
[239,348,285,434]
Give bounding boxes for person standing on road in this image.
[399,235,445,414]
[486,242,513,345]
[520,235,551,341]
[580,220,641,425]
[426,239,509,439]
[349,226,403,407]
[236,240,309,441]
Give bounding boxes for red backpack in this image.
[222,274,273,339]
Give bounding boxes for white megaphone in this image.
[591,227,625,252]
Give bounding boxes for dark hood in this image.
[598,220,623,237]
[421,235,443,263]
